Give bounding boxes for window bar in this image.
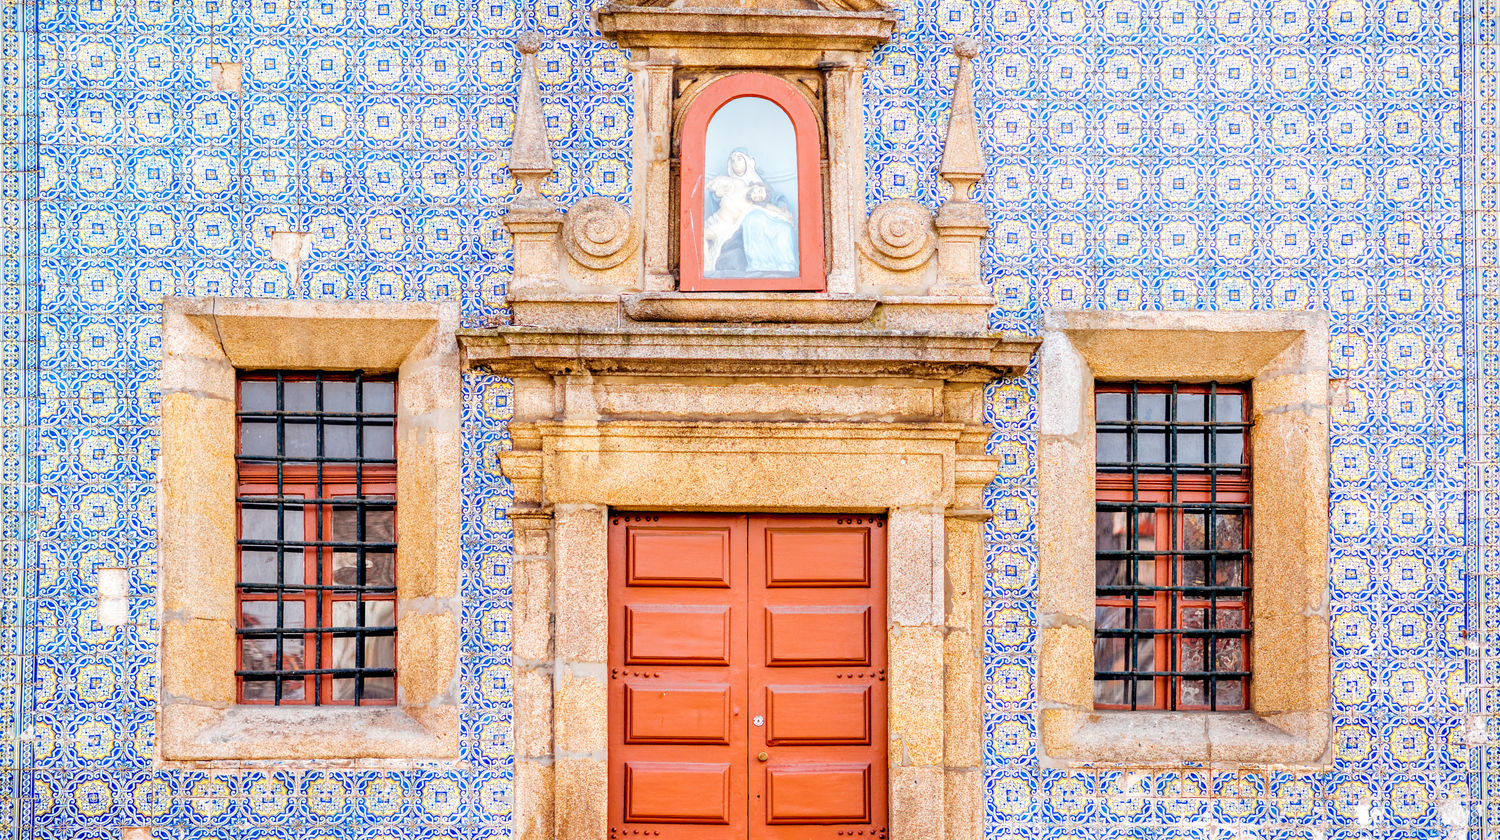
[275,370,286,705]
[354,369,365,706]
[1207,381,1219,711]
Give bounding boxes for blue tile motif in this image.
[4,0,1497,833]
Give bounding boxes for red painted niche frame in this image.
[678,73,825,292]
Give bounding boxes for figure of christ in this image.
[737,181,798,274]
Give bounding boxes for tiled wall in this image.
[12,0,1496,834]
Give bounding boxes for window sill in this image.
[1040,709,1331,768]
[159,702,458,764]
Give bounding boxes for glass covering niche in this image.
[700,95,800,280]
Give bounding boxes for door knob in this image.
[757,751,769,762]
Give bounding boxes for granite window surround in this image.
[1036,309,1333,767]
[157,297,461,763]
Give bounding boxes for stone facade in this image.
[7,0,1498,835]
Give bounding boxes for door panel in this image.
[610,514,749,840]
[625,684,733,744]
[764,765,872,823]
[763,607,871,665]
[624,762,733,823]
[625,604,733,665]
[610,513,886,840]
[749,515,887,840]
[765,685,871,745]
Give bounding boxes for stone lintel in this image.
[595,7,895,59]
[459,325,1038,379]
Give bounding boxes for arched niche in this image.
[678,73,826,292]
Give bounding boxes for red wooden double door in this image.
[608,513,888,840]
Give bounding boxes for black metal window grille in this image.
[235,371,398,705]
[1093,381,1251,711]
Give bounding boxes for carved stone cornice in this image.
[595,6,895,60]
[460,324,1037,380]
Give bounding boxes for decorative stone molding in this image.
[1035,310,1332,767]
[158,298,462,763]
[459,314,1039,840]
[561,197,639,270]
[860,199,937,271]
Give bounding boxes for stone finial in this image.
[933,36,988,297]
[508,33,558,213]
[939,37,984,203]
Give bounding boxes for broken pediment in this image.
[596,0,895,60]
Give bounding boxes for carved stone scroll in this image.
[859,199,937,271]
[562,198,640,270]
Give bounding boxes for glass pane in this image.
[364,381,395,413]
[1216,430,1244,464]
[333,678,357,701]
[1181,558,1206,587]
[1134,512,1156,552]
[702,95,800,279]
[1094,636,1127,672]
[285,381,316,412]
[1217,610,1245,629]
[1215,558,1244,587]
[241,601,277,628]
[1094,679,1126,705]
[1137,392,1167,421]
[1183,512,1206,550]
[362,676,395,700]
[1214,513,1245,550]
[241,550,279,584]
[242,679,277,701]
[285,421,317,458]
[331,506,358,542]
[325,381,356,412]
[365,634,395,667]
[1097,511,1127,551]
[325,422,356,459]
[240,421,277,457]
[241,638,276,671]
[366,601,395,627]
[1138,431,1167,463]
[1177,392,1206,422]
[1096,431,1128,463]
[1182,637,1204,670]
[1133,678,1155,706]
[1176,431,1205,464]
[363,424,395,459]
[282,601,305,628]
[1135,635,1155,669]
[1215,637,1245,671]
[1096,392,1128,421]
[332,551,360,585]
[241,380,277,411]
[1215,392,1243,421]
[1096,559,1128,587]
[366,552,395,587]
[280,636,305,670]
[332,636,356,669]
[244,505,302,542]
[333,600,356,628]
[280,679,306,702]
[1096,605,1128,629]
[1180,678,1206,707]
[366,508,395,542]
[1181,607,1206,630]
[1215,679,1244,708]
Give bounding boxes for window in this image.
[1093,382,1251,711]
[678,73,825,292]
[236,372,398,705]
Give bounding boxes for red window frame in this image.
[678,72,825,292]
[1093,382,1252,712]
[235,372,398,706]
